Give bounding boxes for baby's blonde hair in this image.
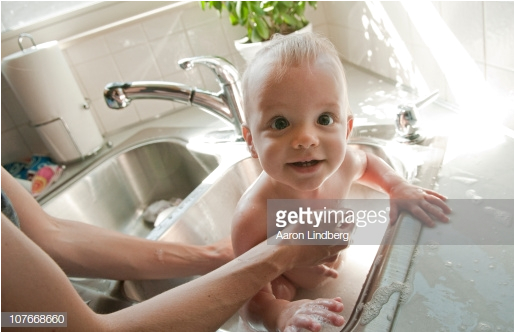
[241,32,351,119]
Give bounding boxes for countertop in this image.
[342,65,513,331]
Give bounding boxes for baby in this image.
[232,32,451,332]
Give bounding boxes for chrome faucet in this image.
[395,90,439,144]
[104,56,245,141]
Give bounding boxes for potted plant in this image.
[200,1,317,63]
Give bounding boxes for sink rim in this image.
[147,136,417,243]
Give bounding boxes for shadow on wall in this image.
[349,1,512,131]
[349,2,425,93]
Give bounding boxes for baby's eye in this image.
[271,117,290,130]
[317,114,334,126]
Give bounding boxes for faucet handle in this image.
[178,56,240,86]
[395,90,439,143]
[395,103,420,136]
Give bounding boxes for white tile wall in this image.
[327,1,513,109]
[2,1,513,164]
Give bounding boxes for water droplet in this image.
[451,176,478,185]
[477,321,492,331]
[466,189,476,196]
[465,189,483,204]
[426,240,439,251]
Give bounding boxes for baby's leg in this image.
[271,275,298,301]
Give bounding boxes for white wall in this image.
[2,1,513,164]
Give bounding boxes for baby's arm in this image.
[354,149,451,226]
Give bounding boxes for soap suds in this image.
[360,281,411,325]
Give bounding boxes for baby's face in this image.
[243,55,352,192]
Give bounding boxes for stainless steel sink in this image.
[38,124,446,329]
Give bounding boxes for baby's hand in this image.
[279,297,345,332]
[389,183,451,227]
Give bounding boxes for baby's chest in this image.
[323,173,354,199]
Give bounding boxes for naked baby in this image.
[232,32,451,332]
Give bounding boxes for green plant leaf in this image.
[213,1,222,11]
[200,1,318,41]
[280,13,297,26]
[236,1,244,20]
[229,11,239,25]
[279,1,293,9]
[250,27,263,43]
[254,16,270,40]
[295,2,305,16]
[250,2,265,16]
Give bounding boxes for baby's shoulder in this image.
[234,191,267,226]
[233,175,269,227]
[344,145,366,162]
[232,182,269,255]
[341,146,367,177]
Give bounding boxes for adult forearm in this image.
[105,243,291,331]
[108,241,348,331]
[3,216,285,332]
[243,288,289,332]
[43,218,227,280]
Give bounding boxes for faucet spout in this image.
[104,56,245,141]
[104,81,193,109]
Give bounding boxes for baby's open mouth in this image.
[290,160,320,167]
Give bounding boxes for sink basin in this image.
[38,130,221,314]
[41,138,219,238]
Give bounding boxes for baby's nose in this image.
[291,127,319,149]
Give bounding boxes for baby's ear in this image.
[242,125,258,158]
[346,116,354,140]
